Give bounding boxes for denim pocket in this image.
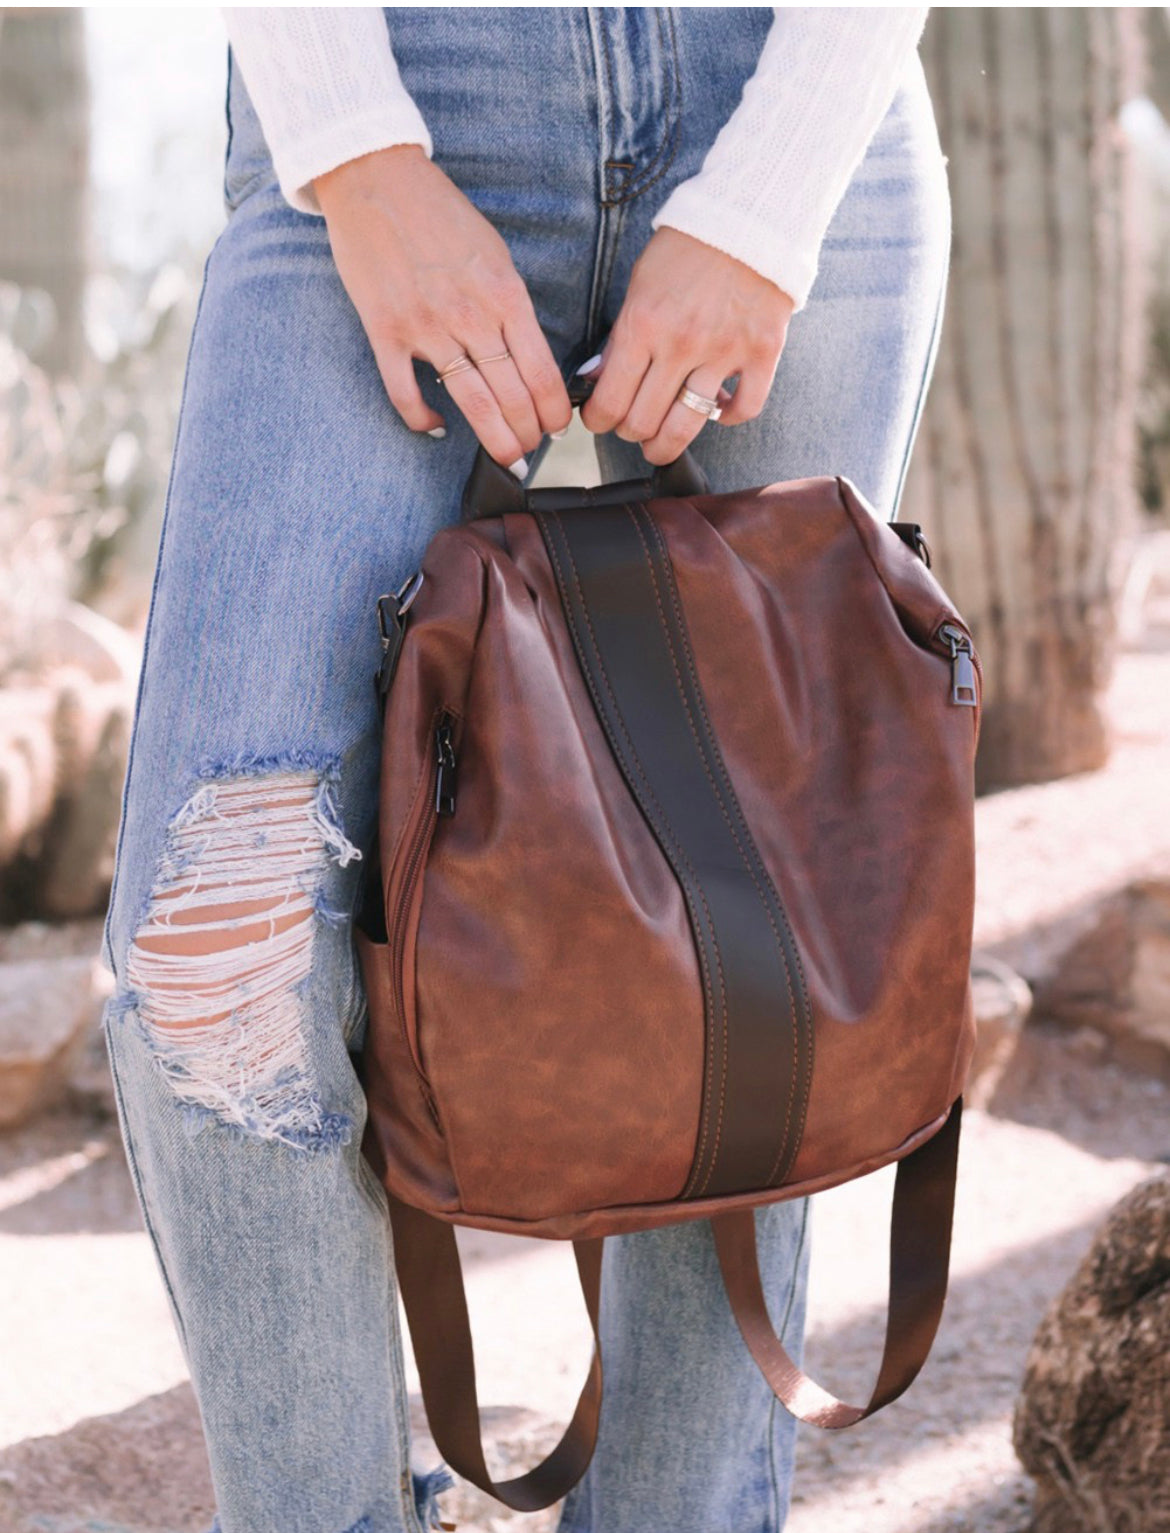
[223,46,277,213]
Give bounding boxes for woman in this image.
[99,9,948,1532]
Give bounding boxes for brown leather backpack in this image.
[354,379,981,1512]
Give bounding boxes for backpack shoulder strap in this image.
[387,1099,961,1511]
[712,1097,962,1428]
[387,1193,605,1513]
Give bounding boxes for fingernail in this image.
[550,425,569,439]
[575,353,603,376]
[508,456,529,479]
[426,425,447,439]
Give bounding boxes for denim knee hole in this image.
[123,766,362,1153]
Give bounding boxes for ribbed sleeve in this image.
[651,8,930,308]
[221,8,432,214]
[221,7,929,305]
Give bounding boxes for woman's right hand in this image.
[314,145,571,474]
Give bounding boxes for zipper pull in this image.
[938,622,978,707]
[434,716,458,817]
[375,570,425,707]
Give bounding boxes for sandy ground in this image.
[0,1030,1164,1533]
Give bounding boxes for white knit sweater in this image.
[222,7,929,310]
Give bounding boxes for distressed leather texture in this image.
[358,473,980,1233]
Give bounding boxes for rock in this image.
[0,1382,215,1532]
[0,954,111,1129]
[1027,876,1170,1082]
[967,952,1032,1108]
[0,688,57,862]
[1013,1172,1170,1532]
[66,1016,118,1120]
[0,668,133,921]
[1119,527,1170,650]
[38,697,131,919]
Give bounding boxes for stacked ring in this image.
[676,384,722,421]
[436,354,474,384]
[436,349,513,387]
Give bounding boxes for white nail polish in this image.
[508,456,529,479]
[427,425,447,439]
[550,426,570,440]
[575,353,603,376]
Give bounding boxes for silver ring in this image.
[676,384,722,421]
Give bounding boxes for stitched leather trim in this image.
[536,503,813,1198]
[632,504,814,1189]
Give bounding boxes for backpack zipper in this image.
[434,715,458,817]
[934,621,981,708]
[390,709,458,1080]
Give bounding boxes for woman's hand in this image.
[579,227,796,465]
[314,145,572,474]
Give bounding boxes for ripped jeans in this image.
[99,10,951,1533]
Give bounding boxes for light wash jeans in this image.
[99,10,950,1533]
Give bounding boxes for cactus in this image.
[0,9,90,378]
[903,9,1147,791]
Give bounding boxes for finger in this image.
[462,329,544,456]
[432,342,528,472]
[716,357,779,427]
[613,352,730,448]
[579,333,650,437]
[503,305,573,438]
[375,345,447,435]
[640,363,730,466]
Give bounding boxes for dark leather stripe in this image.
[631,504,815,1187]
[536,503,814,1198]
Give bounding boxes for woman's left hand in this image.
[579,227,795,464]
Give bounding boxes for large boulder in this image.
[1025,877,1170,1083]
[1013,1172,1170,1532]
[0,952,111,1128]
[967,952,1033,1108]
[0,602,138,921]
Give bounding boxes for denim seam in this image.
[221,44,235,212]
[597,14,618,196]
[887,175,951,520]
[224,165,276,216]
[102,1006,191,1355]
[601,8,683,207]
[101,243,218,979]
[585,200,624,356]
[584,10,620,346]
[355,1140,390,1220]
[222,44,280,214]
[768,1196,811,1529]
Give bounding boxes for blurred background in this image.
[1,10,1168,1533]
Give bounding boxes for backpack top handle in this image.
[459,369,711,521]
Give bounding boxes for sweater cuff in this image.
[276,105,433,216]
[651,186,815,312]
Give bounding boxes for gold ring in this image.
[436,354,474,384]
[474,349,512,364]
[676,384,722,422]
